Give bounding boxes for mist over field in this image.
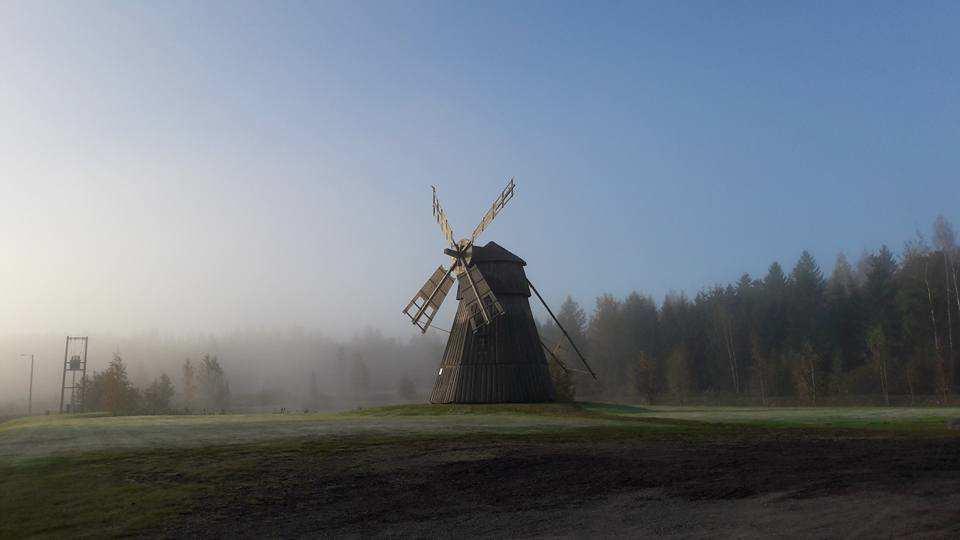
[0,329,446,414]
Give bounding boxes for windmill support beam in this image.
[526,277,598,381]
[541,344,593,376]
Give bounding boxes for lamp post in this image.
[20,354,35,415]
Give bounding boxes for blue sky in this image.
[1,1,959,337]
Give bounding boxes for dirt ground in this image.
[163,434,960,538]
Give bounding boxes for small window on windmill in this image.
[69,355,81,371]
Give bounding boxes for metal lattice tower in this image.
[59,336,89,413]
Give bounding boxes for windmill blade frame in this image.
[470,177,516,245]
[458,264,505,331]
[432,185,456,248]
[403,265,456,333]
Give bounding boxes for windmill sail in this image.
[403,266,456,333]
[432,186,456,248]
[404,180,558,403]
[458,264,505,331]
[470,177,515,244]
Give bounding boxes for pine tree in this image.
[587,294,623,397]
[788,250,826,353]
[198,354,230,410]
[144,373,175,412]
[545,296,590,396]
[102,352,139,414]
[760,262,789,359]
[554,296,587,345]
[620,292,658,376]
[827,253,866,373]
[865,246,902,357]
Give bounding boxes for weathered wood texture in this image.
[431,242,555,403]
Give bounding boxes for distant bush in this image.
[83,353,140,414]
[82,353,178,415]
[143,374,176,413]
[197,354,231,410]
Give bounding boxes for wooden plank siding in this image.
[430,242,555,403]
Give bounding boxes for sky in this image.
[1,1,959,339]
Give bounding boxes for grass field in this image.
[2,403,959,537]
[4,403,956,462]
[591,403,960,430]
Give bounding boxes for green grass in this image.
[0,405,618,465]
[351,401,960,431]
[1,452,206,537]
[349,402,587,417]
[585,403,960,431]
[2,402,959,536]
[3,403,958,464]
[0,437,363,538]
[0,421,668,537]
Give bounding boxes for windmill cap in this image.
[471,241,526,265]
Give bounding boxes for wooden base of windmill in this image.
[430,242,555,403]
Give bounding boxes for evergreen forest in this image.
[541,215,960,405]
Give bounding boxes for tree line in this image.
[83,352,230,414]
[541,215,960,406]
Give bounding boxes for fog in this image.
[0,329,447,414]
[0,176,542,412]
[0,176,514,412]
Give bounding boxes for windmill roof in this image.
[471,241,526,265]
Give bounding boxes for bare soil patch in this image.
[162,434,960,537]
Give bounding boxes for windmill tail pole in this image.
[526,277,598,381]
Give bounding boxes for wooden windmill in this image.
[403,179,596,403]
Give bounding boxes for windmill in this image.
[403,178,596,403]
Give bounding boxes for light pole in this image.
[20,354,35,415]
